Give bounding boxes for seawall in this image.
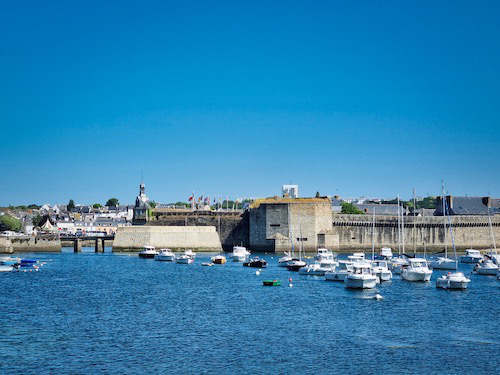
[332,214,500,251]
[0,234,62,253]
[150,210,248,251]
[112,226,222,251]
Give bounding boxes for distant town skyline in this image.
[1,1,499,205]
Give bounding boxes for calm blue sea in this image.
[0,249,499,374]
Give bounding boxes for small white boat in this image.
[278,252,294,267]
[401,258,433,282]
[0,265,14,272]
[345,262,378,289]
[139,246,158,259]
[286,259,307,271]
[314,248,336,265]
[201,262,213,267]
[460,249,483,264]
[231,246,250,262]
[379,247,393,259]
[474,259,499,275]
[436,272,470,290]
[429,256,457,270]
[389,256,408,274]
[154,249,175,261]
[325,260,353,282]
[176,255,194,264]
[370,260,392,281]
[299,262,331,276]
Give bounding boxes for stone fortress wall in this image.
[112,226,222,251]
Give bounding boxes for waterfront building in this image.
[133,183,150,224]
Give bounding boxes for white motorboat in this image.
[389,256,408,274]
[0,265,14,272]
[325,260,353,282]
[176,255,194,264]
[154,248,175,261]
[345,262,378,289]
[474,259,499,275]
[298,262,333,276]
[487,251,500,265]
[460,249,483,264]
[348,252,365,262]
[278,253,294,267]
[176,249,196,264]
[436,272,470,290]
[231,246,250,262]
[379,247,393,259]
[286,259,307,271]
[430,256,457,270]
[401,258,433,282]
[139,246,158,259]
[314,248,336,265]
[371,260,392,281]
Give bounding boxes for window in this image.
[270,224,280,227]
[296,237,308,241]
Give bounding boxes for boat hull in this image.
[436,278,469,290]
[476,267,498,275]
[430,259,457,270]
[374,270,392,281]
[345,276,377,289]
[325,272,349,282]
[0,265,14,272]
[402,270,432,282]
[139,253,156,259]
[176,258,194,264]
[460,256,482,264]
[154,255,175,261]
[232,255,247,262]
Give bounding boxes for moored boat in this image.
[139,246,158,259]
[243,257,267,268]
[176,255,195,264]
[211,255,226,264]
[299,262,332,276]
[154,249,175,261]
[325,260,353,282]
[436,272,470,290]
[474,259,499,275]
[345,262,378,289]
[460,249,483,264]
[263,279,281,286]
[429,256,457,270]
[401,258,432,282]
[286,259,306,272]
[370,260,392,281]
[232,246,250,262]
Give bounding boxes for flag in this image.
[188,195,193,201]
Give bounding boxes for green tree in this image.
[93,203,102,209]
[27,204,40,209]
[106,198,119,207]
[341,202,365,215]
[32,214,44,227]
[67,199,75,212]
[0,214,22,232]
[148,201,157,208]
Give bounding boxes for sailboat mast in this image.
[487,206,497,253]
[397,195,401,255]
[441,180,447,258]
[372,208,375,261]
[401,200,405,254]
[413,188,417,255]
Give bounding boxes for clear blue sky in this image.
[1,1,499,205]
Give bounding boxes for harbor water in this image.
[1,249,499,374]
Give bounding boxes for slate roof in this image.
[434,196,500,215]
[355,204,400,216]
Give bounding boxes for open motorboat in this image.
[401,258,433,282]
[243,257,267,268]
[0,264,15,272]
[436,272,470,290]
[139,246,158,259]
[460,249,483,264]
[286,259,307,272]
[345,262,378,289]
[430,256,457,270]
[232,246,250,262]
[154,248,175,261]
[211,255,226,264]
[370,260,392,281]
[325,260,353,282]
[474,259,499,275]
[299,262,333,276]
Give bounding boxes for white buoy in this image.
[374,294,383,300]
[256,270,261,276]
[289,283,293,288]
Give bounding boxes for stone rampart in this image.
[0,236,14,253]
[10,234,62,252]
[332,214,500,251]
[112,226,222,251]
[150,210,248,251]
